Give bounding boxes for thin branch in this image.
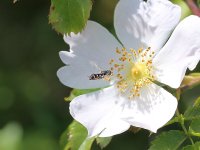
[186,0,200,16]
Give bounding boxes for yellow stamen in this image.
[109,47,155,99]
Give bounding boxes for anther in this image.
[116,48,121,54]
[109,59,114,64]
[109,46,155,99]
[114,64,119,68]
[138,48,143,53]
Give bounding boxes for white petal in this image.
[114,0,181,51]
[69,86,130,137]
[57,65,110,89]
[121,83,177,132]
[58,21,122,89]
[70,83,177,137]
[153,15,200,88]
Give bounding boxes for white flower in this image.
[57,0,200,137]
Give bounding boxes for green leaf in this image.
[165,116,180,126]
[65,88,100,102]
[184,97,200,120]
[96,137,112,149]
[182,142,200,150]
[49,0,92,34]
[60,121,95,150]
[190,118,200,133]
[189,118,200,137]
[79,137,95,150]
[149,130,186,150]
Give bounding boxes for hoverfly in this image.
[89,70,112,80]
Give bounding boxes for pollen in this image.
[109,47,155,99]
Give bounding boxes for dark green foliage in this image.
[149,130,186,150]
[182,142,200,150]
[184,97,200,120]
[190,118,200,134]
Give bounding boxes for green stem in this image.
[176,110,194,145]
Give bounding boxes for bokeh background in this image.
[0,0,199,150]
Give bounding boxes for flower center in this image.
[131,63,145,81]
[109,47,155,99]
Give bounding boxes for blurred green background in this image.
[0,0,199,150]
[0,0,70,149]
